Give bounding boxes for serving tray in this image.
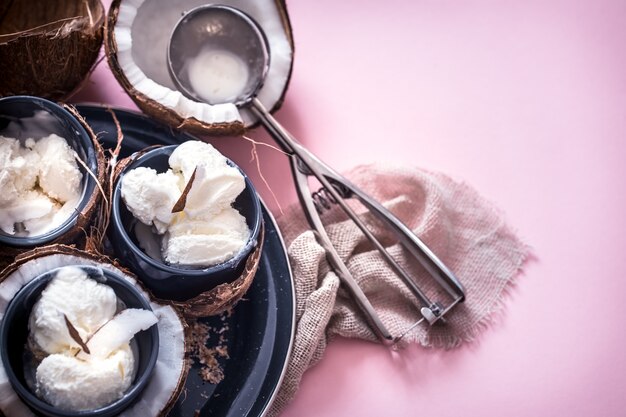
[76,104,295,417]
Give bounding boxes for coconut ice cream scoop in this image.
[120,167,181,234]
[163,208,250,266]
[121,140,250,267]
[34,133,83,203]
[0,137,39,204]
[35,346,135,412]
[0,133,83,237]
[0,248,186,417]
[168,141,245,219]
[28,266,117,355]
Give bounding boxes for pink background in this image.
[74,0,626,416]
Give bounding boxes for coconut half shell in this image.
[0,105,106,270]
[0,0,105,100]
[106,0,294,136]
[0,245,188,417]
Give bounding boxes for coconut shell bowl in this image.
[0,96,100,251]
[0,265,159,417]
[110,145,263,310]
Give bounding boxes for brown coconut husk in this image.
[0,244,190,417]
[111,147,264,318]
[0,105,106,270]
[62,104,110,253]
[1,244,124,286]
[105,0,295,136]
[0,0,104,100]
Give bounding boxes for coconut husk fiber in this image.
[0,0,104,100]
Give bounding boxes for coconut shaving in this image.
[188,314,230,385]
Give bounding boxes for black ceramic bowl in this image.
[0,265,159,417]
[0,96,98,248]
[110,145,262,301]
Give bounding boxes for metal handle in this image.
[250,98,465,339]
[250,98,394,342]
[327,176,466,303]
[291,158,394,343]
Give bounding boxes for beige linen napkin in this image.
[269,164,529,416]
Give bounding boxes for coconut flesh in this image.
[108,0,293,134]
[0,248,187,417]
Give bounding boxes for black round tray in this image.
[77,104,295,417]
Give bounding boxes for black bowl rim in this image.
[111,144,263,278]
[0,95,98,248]
[0,264,160,417]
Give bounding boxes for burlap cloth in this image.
[268,164,529,416]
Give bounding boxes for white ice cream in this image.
[29,267,117,354]
[187,47,250,104]
[121,140,250,267]
[1,190,55,236]
[120,167,181,234]
[34,134,83,202]
[163,208,250,266]
[0,134,83,236]
[0,137,38,205]
[36,346,134,412]
[28,267,158,412]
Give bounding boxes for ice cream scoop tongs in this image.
[167,4,465,344]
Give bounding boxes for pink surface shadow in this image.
[70,0,626,416]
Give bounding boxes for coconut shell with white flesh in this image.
[0,245,188,417]
[0,0,105,100]
[106,0,294,136]
[77,308,159,360]
[0,105,106,270]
